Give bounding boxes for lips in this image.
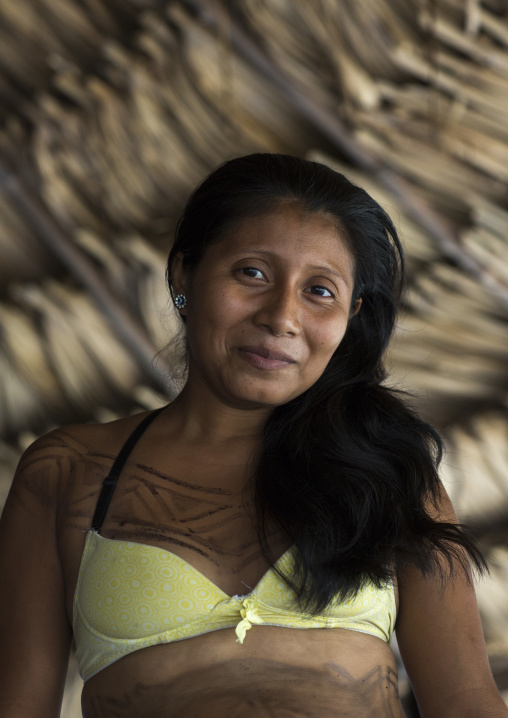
[237,345,297,372]
[238,345,296,363]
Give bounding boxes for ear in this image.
[170,251,188,294]
[351,297,362,317]
[169,251,188,313]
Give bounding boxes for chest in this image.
[59,454,283,618]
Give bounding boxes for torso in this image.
[82,628,401,718]
[52,411,404,718]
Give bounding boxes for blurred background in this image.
[0,0,507,714]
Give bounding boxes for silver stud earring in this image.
[174,294,187,310]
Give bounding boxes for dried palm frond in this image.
[0,281,140,435]
[441,412,508,519]
[438,410,508,651]
[0,0,140,121]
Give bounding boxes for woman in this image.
[0,154,506,718]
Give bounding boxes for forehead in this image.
[209,206,355,272]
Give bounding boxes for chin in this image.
[227,395,287,411]
[224,385,305,410]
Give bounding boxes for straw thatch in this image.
[1,0,508,711]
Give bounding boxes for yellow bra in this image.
[72,410,396,682]
[73,530,396,681]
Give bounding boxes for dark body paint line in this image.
[83,659,402,718]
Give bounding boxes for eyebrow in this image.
[308,265,350,285]
[232,249,352,287]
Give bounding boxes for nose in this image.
[254,285,301,336]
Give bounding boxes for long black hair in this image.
[167,153,486,612]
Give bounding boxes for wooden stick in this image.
[0,164,175,397]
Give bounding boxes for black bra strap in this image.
[91,407,166,532]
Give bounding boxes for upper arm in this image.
[0,432,74,718]
[396,485,507,718]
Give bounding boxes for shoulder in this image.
[9,412,154,511]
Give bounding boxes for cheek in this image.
[186,293,242,353]
[198,280,243,317]
[312,321,349,357]
[303,325,349,378]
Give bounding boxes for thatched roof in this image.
[1,0,508,709]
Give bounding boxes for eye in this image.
[239,267,265,280]
[305,285,335,299]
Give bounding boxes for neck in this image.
[165,381,272,447]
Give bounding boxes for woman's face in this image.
[173,205,360,410]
